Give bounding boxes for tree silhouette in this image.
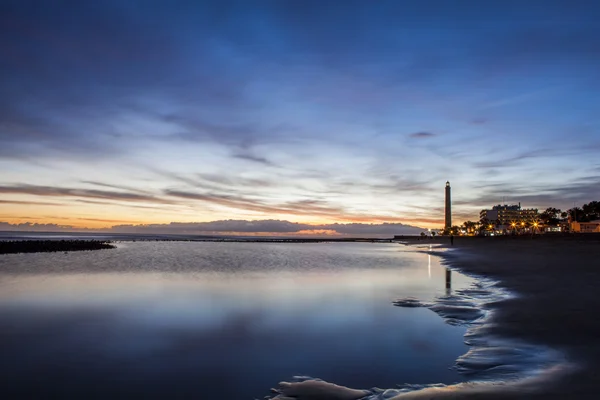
[540,207,561,226]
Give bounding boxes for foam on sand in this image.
[269,363,573,399]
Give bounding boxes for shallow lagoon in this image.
[0,242,473,399]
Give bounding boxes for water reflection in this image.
[0,242,472,398]
[428,254,431,279]
[446,268,452,296]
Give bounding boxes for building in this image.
[480,203,539,226]
[571,220,600,233]
[445,181,451,229]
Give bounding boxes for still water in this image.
[0,242,472,399]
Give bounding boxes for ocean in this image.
[0,240,474,398]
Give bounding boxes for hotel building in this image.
[480,203,539,226]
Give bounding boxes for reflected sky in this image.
[0,243,472,398]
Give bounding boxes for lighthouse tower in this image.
[445,181,452,230]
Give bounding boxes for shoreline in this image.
[399,245,564,384]
[432,237,600,398]
[271,237,600,399]
[396,238,600,398]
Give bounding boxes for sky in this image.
[1,0,599,235]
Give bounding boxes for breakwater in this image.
[0,240,115,254]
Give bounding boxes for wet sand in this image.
[272,236,600,399]
[436,236,600,399]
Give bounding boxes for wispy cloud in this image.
[79,181,152,194]
[77,217,136,223]
[164,190,345,217]
[455,176,600,210]
[0,185,174,204]
[0,199,64,206]
[408,132,436,139]
[74,199,172,211]
[233,152,276,166]
[478,86,567,110]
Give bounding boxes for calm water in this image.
[0,242,472,399]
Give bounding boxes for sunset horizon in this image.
[2,1,598,235]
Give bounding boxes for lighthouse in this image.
[445,181,452,230]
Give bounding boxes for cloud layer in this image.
[0,219,425,237]
[1,1,599,228]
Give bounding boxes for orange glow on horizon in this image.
[1,196,450,231]
[0,215,446,231]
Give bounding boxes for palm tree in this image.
[462,221,478,235]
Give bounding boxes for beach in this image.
[439,236,600,399]
[272,236,600,399]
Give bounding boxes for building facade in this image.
[480,204,539,225]
[571,220,600,233]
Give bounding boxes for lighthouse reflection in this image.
[428,253,431,278]
[445,268,452,296]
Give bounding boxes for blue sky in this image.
[1,0,599,234]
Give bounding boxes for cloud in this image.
[232,152,275,166]
[79,181,152,194]
[164,189,346,217]
[1,0,598,230]
[0,184,173,204]
[0,222,74,231]
[471,145,600,169]
[77,218,136,223]
[165,117,264,148]
[197,173,272,188]
[0,199,64,206]
[113,220,311,234]
[319,222,425,235]
[74,199,172,211]
[409,132,436,139]
[478,88,558,110]
[455,176,600,210]
[0,219,425,236]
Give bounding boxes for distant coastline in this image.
[0,231,399,243]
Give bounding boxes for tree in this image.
[462,221,478,233]
[540,207,561,226]
[567,207,583,222]
[568,202,600,222]
[582,201,600,221]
